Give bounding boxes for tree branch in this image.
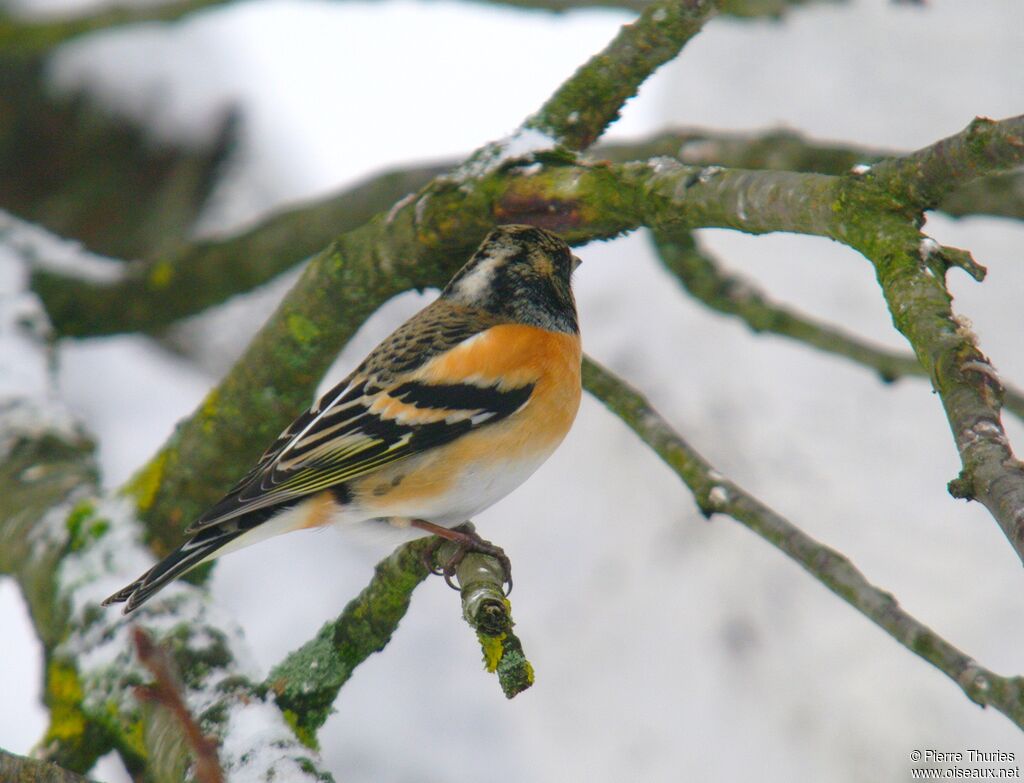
[33,126,1019,340]
[599,127,1024,221]
[132,627,225,783]
[442,545,533,699]
[264,538,432,742]
[33,161,449,336]
[870,115,1024,211]
[266,532,529,742]
[650,229,1024,421]
[582,356,1024,731]
[0,56,235,260]
[524,0,717,151]
[624,116,1024,565]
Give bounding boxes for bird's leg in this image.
[411,519,512,594]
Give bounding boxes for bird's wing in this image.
[185,305,529,533]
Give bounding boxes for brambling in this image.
[104,224,583,613]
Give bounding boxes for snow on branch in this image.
[0,222,334,782]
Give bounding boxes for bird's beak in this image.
[571,254,583,272]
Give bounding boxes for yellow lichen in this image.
[122,449,167,512]
[478,632,505,673]
[148,260,175,289]
[282,708,319,751]
[287,313,320,344]
[200,387,220,433]
[44,661,86,742]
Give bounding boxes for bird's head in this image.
[442,224,581,334]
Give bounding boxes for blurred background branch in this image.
[0,231,335,780]
[0,56,236,260]
[0,0,840,56]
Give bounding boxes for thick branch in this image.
[0,56,234,260]
[33,161,449,337]
[871,115,1024,210]
[601,127,1024,221]
[34,126,1019,340]
[582,356,1024,730]
[861,224,1024,564]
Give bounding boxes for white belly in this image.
[348,438,560,530]
[418,450,553,526]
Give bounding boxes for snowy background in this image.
[3,0,1024,780]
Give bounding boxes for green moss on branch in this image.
[266,532,531,740]
[265,539,432,739]
[34,162,449,337]
[443,544,533,698]
[0,57,232,259]
[527,0,718,150]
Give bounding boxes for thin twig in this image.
[650,229,1024,422]
[440,537,534,699]
[132,627,225,783]
[582,356,1024,731]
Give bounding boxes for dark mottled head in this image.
[441,225,580,334]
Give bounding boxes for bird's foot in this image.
[412,520,512,594]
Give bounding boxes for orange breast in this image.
[415,323,582,448]
[354,324,582,516]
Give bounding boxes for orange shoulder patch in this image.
[414,324,581,390]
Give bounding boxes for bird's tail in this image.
[101,526,244,614]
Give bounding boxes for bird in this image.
[103,224,583,613]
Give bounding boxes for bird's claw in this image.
[420,525,512,595]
